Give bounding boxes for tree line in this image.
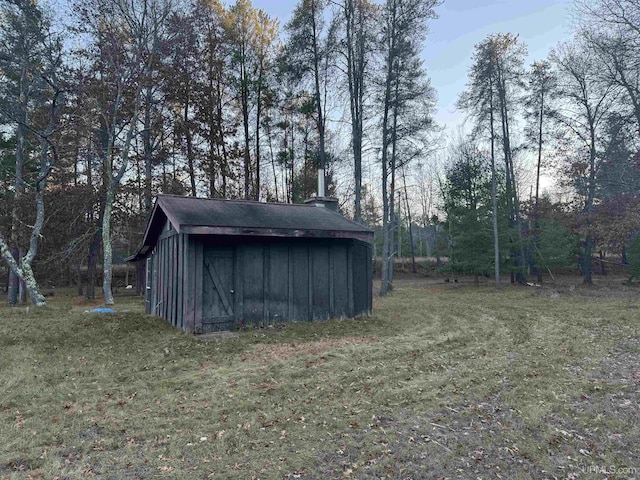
[440,1,640,287]
[0,0,439,305]
[2,0,640,306]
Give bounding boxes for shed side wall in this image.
[151,236,372,332]
[148,233,182,328]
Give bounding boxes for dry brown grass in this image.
[1,280,639,479]
[243,336,379,362]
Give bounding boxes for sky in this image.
[248,0,576,132]
[424,0,575,129]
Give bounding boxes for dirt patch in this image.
[312,336,640,479]
[314,392,639,479]
[242,336,379,363]
[77,425,102,441]
[572,337,640,457]
[592,337,640,385]
[314,396,543,479]
[197,331,240,341]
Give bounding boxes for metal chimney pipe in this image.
[317,167,325,198]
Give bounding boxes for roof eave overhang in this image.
[182,225,374,243]
[126,197,179,262]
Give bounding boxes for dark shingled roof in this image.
[129,195,373,261]
[158,194,371,232]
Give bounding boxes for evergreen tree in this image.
[441,141,510,284]
[533,220,577,279]
[627,232,640,283]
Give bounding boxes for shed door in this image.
[202,248,235,331]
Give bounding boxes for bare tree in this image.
[0,0,64,305]
[192,0,232,198]
[378,0,438,295]
[524,60,558,282]
[551,40,619,284]
[251,9,279,200]
[74,0,173,305]
[335,0,377,222]
[285,0,337,198]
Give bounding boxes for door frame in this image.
[201,246,236,331]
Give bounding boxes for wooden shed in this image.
[128,195,374,333]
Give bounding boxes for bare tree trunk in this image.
[7,248,19,305]
[8,117,25,305]
[216,80,229,198]
[0,236,45,306]
[241,51,252,199]
[18,252,27,303]
[266,112,279,201]
[102,108,140,305]
[2,61,62,306]
[290,127,295,202]
[86,225,101,300]
[143,85,154,211]
[255,73,262,201]
[344,0,366,223]
[582,128,598,285]
[489,78,500,287]
[102,187,116,305]
[387,73,401,288]
[534,90,544,283]
[497,67,526,283]
[379,0,397,297]
[184,95,197,197]
[401,168,417,273]
[0,131,57,307]
[1,244,44,305]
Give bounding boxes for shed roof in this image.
[129,195,373,260]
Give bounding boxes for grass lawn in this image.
[1,280,639,479]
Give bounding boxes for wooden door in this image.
[202,248,235,331]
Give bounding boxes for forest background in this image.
[2,0,640,305]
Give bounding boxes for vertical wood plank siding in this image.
[347,243,355,317]
[184,236,196,332]
[241,244,264,326]
[263,245,269,326]
[332,244,349,319]
[145,235,184,328]
[194,241,203,332]
[234,243,244,328]
[166,239,171,323]
[147,236,372,332]
[267,244,289,324]
[168,238,174,325]
[290,244,309,321]
[158,240,164,319]
[177,234,185,330]
[311,244,330,321]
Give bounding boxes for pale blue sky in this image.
[250,0,575,130]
